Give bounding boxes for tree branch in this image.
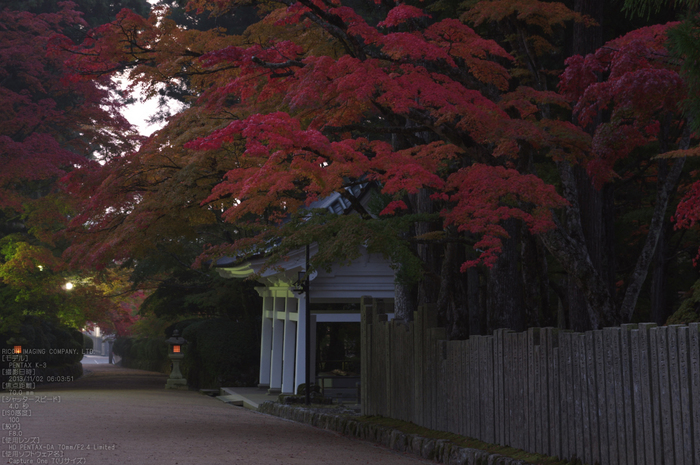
[251,56,305,69]
[323,124,431,135]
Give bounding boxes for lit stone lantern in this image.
[13,346,21,354]
[165,330,188,390]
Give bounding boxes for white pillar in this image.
[256,288,273,388]
[258,307,273,387]
[294,294,306,394]
[282,318,297,394]
[282,295,297,394]
[269,297,285,393]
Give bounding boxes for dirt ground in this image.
[3,364,433,465]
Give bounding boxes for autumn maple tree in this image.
[0,2,143,334]
[54,0,700,334]
[58,0,588,331]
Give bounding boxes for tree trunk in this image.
[620,156,686,322]
[572,0,604,56]
[486,219,524,333]
[394,281,416,321]
[437,239,470,339]
[521,229,550,328]
[541,161,617,329]
[650,221,672,325]
[566,168,616,331]
[467,266,484,335]
[412,188,441,306]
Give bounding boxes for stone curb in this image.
[258,402,527,465]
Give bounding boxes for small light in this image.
[13,346,22,354]
[38,265,43,271]
[173,345,181,353]
[65,282,74,290]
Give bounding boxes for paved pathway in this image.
[3,364,431,465]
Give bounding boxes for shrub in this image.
[668,279,700,324]
[0,317,84,386]
[180,318,260,389]
[112,317,260,388]
[113,337,169,372]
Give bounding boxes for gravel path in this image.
[3,364,432,465]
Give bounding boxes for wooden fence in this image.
[360,297,700,465]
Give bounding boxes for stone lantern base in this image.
[165,378,188,390]
[165,353,188,390]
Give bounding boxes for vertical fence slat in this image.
[639,323,657,465]
[447,341,456,434]
[471,335,480,439]
[621,324,636,465]
[571,332,584,461]
[549,329,560,458]
[486,335,495,444]
[527,328,536,452]
[461,339,469,438]
[503,331,512,446]
[479,335,489,443]
[604,327,620,465]
[560,331,572,460]
[459,338,466,436]
[576,334,590,464]
[430,328,445,430]
[585,331,599,465]
[630,328,645,465]
[518,332,528,450]
[360,297,370,415]
[408,324,414,421]
[391,320,397,419]
[540,328,550,455]
[657,326,675,464]
[454,340,461,436]
[677,326,693,465]
[532,331,542,454]
[480,334,488,441]
[594,330,609,465]
[386,317,393,419]
[611,327,627,465]
[496,329,505,446]
[649,325,664,465]
[440,339,448,431]
[668,325,685,465]
[383,315,391,417]
[433,329,440,429]
[413,309,423,424]
[506,332,515,447]
[689,323,700,464]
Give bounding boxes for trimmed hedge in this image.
[113,337,169,373]
[0,316,85,387]
[114,318,260,389]
[180,318,259,389]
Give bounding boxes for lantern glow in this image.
[173,345,181,353]
[13,346,21,354]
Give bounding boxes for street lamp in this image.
[165,330,188,390]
